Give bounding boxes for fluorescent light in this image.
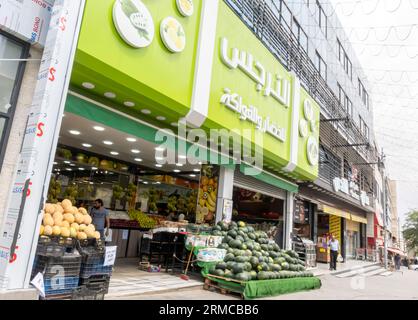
[66,168,72,171]
[126,137,137,142]
[82,143,92,148]
[69,130,81,135]
[173,169,181,173]
[193,168,200,172]
[110,151,119,155]
[155,164,163,168]
[156,116,166,121]
[134,158,143,162]
[198,162,202,165]
[189,174,196,177]
[92,167,98,170]
[104,92,116,98]
[64,161,71,164]
[141,109,151,114]
[93,126,105,131]
[131,149,140,154]
[69,164,76,167]
[143,181,149,184]
[103,140,113,145]
[124,101,135,107]
[176,163,183,167]
[178,155,187,159]
[53,162,58,165]
[82,82,95,89]
[155,147,165,152]
[156,182,161,184]
[155,156,164,161]
[78,168,85,171]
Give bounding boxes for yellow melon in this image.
[85,224,95,232]
[52,226,61,236]
[79,224,87,232]
[94,231,101,239]
[83,215,92,225]
[78,207,88,215]
[61,199,72,210]
[77,232,87,240]
[75,213,84,224]
[60,220,70,228]
[70,223,80,231]
[44,203,55,214]
[63,213,75,224]
[85,229,95,239]
[44,225,53,236]
[60,227,70,238]
[70,227,77,238]
[54,204,64,213]
[43,214,54,227]
[39,225,44,236]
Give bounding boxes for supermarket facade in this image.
[0,0,384,293]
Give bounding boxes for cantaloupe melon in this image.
[54,204,64,213]
[70,227,77,238]
[60,220,70,228]
[61,199,72,210]
[79,224,87,232]
[85,229,95,239]
[94,231,101,239]
[63,213,75,224]
[53,212,63,221]
[75,213,84,224]
[39,225,44,236]
[44,225,53,236]
[77,231,87,240]
[44,203,55,214]
[52,225,61,236]
[78,207,88,215]
[85,224,95,232]
[60,227,70,238]
[83,215,92,225]
[43,214,54,227]
[70,223,80,231]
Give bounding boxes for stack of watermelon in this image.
[210,220,313,281]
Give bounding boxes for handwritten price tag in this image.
[30,272,45,298]
[103,246,117,267]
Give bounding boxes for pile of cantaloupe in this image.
[40,199,100,240]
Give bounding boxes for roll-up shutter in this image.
[233,169,287,200]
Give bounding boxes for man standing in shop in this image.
[328,234,340,271]
[91,199,110,240]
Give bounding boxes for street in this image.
[107,268,418,300]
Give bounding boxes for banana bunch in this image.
[197,175,218,222]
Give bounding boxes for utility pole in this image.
[381,149,388,269]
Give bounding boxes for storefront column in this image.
[284,192,295,250]
[215,165,235,223]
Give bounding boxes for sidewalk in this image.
[310,259,381,277]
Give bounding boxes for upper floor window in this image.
[315,51,327,81]
[280,0,292,31]
[358,79,369,109]
[292,18,308,52]
[317,1,327,37]
[337,39,352,79]
[359,116,369,140]
[338,83,352,117]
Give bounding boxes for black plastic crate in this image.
[79,261,112,279]
[32,253,82,278]
[79,275,110,294]
[37,237,77,257]
[44,276,79,296]
[71,286,106,300]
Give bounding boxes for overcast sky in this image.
[329,0,418,227]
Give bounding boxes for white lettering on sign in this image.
[220,37,291,107]
[220,88,286,142]
[333,177,370,207]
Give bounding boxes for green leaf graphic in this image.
[138,29,150,41]
[121,0,138,17]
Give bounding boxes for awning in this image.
[319,204,350,219]
[350,214,367,224]
[375,212,384,227]
[386,247,407,257]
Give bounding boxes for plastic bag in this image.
[337,254,344,263]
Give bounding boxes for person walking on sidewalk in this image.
[328,234,340,271]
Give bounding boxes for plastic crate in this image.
[44,276,79,295]
[71,286,106,300]
[32,253,82,278]
[79,262,112,278]
[79,275,110,294]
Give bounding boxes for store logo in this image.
[160,17,186,53]
[112,0,154,48]
[300,100,319,167]
[176,0,194,17]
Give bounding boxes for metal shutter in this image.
[233,169,287,200]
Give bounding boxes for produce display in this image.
[196,166,219,223]
[210,221,313,281]
[40,199,100,240]
[63,184,78,205]
[128,209,157,229]
[47,178,62,204]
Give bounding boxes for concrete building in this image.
[388,179,400,249]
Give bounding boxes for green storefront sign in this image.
[69,0,320,181]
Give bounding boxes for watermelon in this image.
[235,256,250,263]
[257,271,268,280]
[281,262,290,270]
[269,251,279,258]
[212,269,224,277]
[226,261,235,270]
[213,225,222,231]
[243,262,252,272]
[237,230,246,238]
[217,243,229,250]
[235,235,245,243]
[229,239,242,248]
[230,221,238,229]
[212,230,223,236]
[224,253,235,262]
[237,221,246,228]
[227,248,235,255]
[232,263,245,274]
[260,244,269,251]
[248,233,256,240]
[224,269,233,278]
[235,272,250,282]
[240,243,248,250]
[228,230,237,238]
[246,242,254,250]
[271,264,282,272]
[215,262,227,270]
[247,226,255,233]
[250,271,257,280]
[249,257,259,268]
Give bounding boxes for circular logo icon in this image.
[176,0,194,17]
[307,136,319,166]
[113,0,155,48]
[160,17,186,53]
[303,99,314,121]
[299,119,308,138]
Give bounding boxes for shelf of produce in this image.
[109,219,151,231]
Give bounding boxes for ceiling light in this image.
[155,164,163,168]
[143,181,149,184]
[155,156,164,161]
[173,169,181,173]
[82,143,92,148]
[176,163,183,167]
[110,151,119,155]
[155,147,165,152]
[178,155,187,159]
[103,140,113,145]
[124,101,135,107]
[93,126,105,131]
[189,174,196,177]
[155,182,161,184]
[82,82,95,89]
[134,158,143,162]
[198,162,203,165]
[126,137,137,142]
[92,167,98,170]
[104,92,116,98]
[156,116,166,121]
[193,168,200,172]
[171,122,178,127]
[69,164,76,167]
[53,162,58,165]
[69,130,81,135]
[66,168,72,171]
[78,168,85,171]
[131,149,140,154]
[64,161,71,164]
[141,109,151,114]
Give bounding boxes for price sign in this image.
[30,272,45,298]
[103,246,117,267]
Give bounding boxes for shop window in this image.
[280,0,292,31]
[337,38,352,79]
[359,116,369,141]
[317,0,327,37]
[337,83,352,118]
[292,18,308,53]
[0,32,29,169]
[315,51,327,81]
[358,79,369,109]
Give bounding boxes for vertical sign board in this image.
[0,0,53,46]
[329,215,342,245]
[0,0,85,290]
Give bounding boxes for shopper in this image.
[394,253,401,270]
[90,199,110,240]
[328,234,339,271]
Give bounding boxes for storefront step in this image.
[0,288,38,300]
[334,264,382,278]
